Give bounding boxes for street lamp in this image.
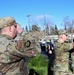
[27,15,31,31]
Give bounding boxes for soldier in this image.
[0,16,40,75]
[53,30,74,75]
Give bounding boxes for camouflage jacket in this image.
[0,34,40,75]
[16,30,41,54]
[54,41,74,72]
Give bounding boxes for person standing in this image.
[0,16,40,75]
[46,40,55,75]
[54,30,74,75]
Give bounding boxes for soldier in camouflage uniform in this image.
[0,16,40,75]
[54,30,74,75]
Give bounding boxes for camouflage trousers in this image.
[71,53,74,67]
[71,52,74,74]
[54,71,74,75]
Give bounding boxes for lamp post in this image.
[27,15,31,31]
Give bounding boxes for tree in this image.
[45,24,49,35]
[32,15,54,31]
[32,25,40,31]
[63,16,74,33]
[64,24,67,30]
[25,25,28,32]
[63,16,74,43]
[50,26,55,35]
[54,25,58,35]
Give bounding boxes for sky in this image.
[0,0,74,30]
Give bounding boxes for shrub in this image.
[27,54,48,75]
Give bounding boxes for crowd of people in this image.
[0,16,74,75]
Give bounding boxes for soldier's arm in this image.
[68,43,74,52]
[61,42,74,52]
[7,36,40,58]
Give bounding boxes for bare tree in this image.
[71,19,74,32]
[63,16,74,42]
[32,15,55,35]
[63,16,73,33]
[25,25,28,32]
[45,24,49,35]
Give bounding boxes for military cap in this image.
[0,16,17,29]
[58,30,67,35]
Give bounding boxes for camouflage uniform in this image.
[0,16,40,75]
[71,52,74,73]
[71,42,74,73]
[54,30,74,75]
[14,29,41,75]
[14,30,28,75]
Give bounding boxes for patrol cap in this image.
[58,30,67,35]
[0,16,17,29]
